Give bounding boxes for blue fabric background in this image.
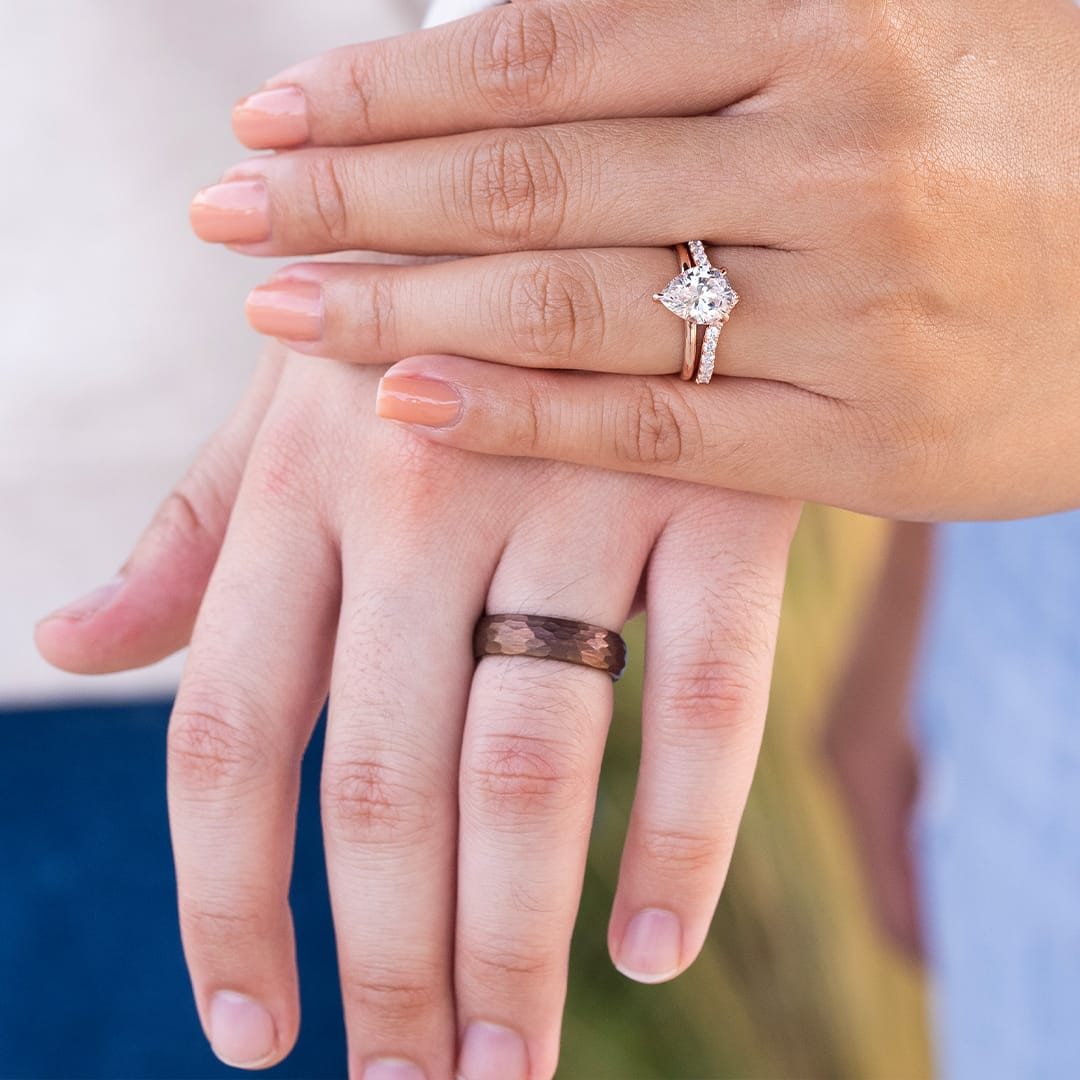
[0,701,346,1079]
[916,511,1080,1080]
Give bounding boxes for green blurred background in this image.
[559,506,931,1079]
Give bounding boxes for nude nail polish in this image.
[246,280,324,342]
[376,375,462,428]
[233,86,309,148]
[190,180,270,244]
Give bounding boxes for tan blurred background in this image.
[562,509,931,1078]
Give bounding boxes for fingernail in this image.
[190,180,270,244]
[457,1022,529,1080]
[233,86,308,148]
[363,1060,427,1080]
[615,908,683,984]
[208,990,277,1068]
[377,375,462,428]
[246,280,323,342]
[42,575,124,622]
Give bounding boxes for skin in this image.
[37,343,800,1080]
[194,0,1080,520]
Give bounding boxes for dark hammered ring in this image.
[474,614,628,681]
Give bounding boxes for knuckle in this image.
[343,49,377,133]
[322,751,435,848]
[515,379,552,454]
[500,376,558,456]
[611,383,696,468]
[180,899,269,951]
[339,966,442,1026]
[146,487,215,553]
[358,274,398,357]
[376,435,463,528]
[660,657,763,738]
[464,731,588,824]
[868,285,946,358]
[468,5,577,117]
[306,154,355,248]
[465,938,558,988]
[168,696,273,794]
[245,405,324,506]
[636,823,728,879]
[653,576,779,739]
[505,256,604,362]
[457,131,568,247]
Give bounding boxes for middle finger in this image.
[321,462,501,1079]
[190,116,806,257]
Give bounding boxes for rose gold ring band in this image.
[474,614,628,681]
[674,243,700,381]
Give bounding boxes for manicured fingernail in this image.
[377,375,462,428]
[246,280,323,342]
[42,575,124,623]
[233,86,308,148]
[457,1022,529,1080]
[615,908,683,984]
[208,991,277,1067]
[190,180,270,244]
[363,1060,427,1080]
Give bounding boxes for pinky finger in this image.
[608,491,800,982]
[34,348,284,674]
[374,355,856,508]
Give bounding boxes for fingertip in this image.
[375,371,463,428]
[34,575,127,674]
[245,280,324,344]
[232,86,309,150]
[610,907,686,985]
[208,990,288,1070]
[189,179,270,246]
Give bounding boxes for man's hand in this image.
[37,349,799,1080]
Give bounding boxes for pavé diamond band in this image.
[474,614,628,680]
[654,241,739,384]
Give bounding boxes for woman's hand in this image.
[37,348,799,1080]
[195,0,1080,520]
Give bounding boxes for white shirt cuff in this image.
[423,0,503,29]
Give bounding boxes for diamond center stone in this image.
[655,265,738,325]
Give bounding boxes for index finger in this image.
[232,0,785,150]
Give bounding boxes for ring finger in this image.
[246,247,826,388]
[452,481,661,1080]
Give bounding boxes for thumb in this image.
[35,352,283,674]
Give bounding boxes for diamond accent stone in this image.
[654,265,738,326]
[696,325,721,384]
